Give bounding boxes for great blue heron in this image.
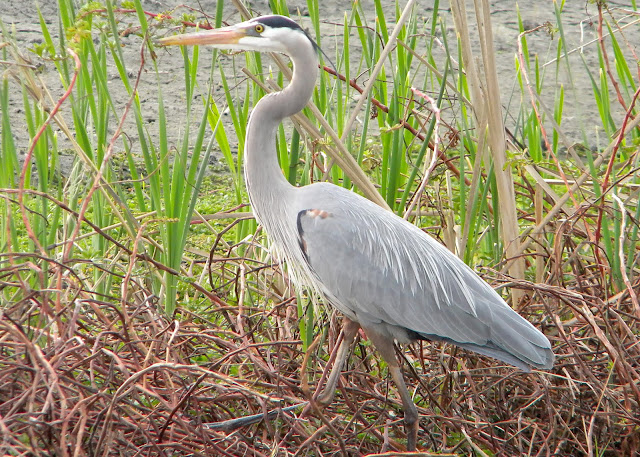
[160,15,554,451]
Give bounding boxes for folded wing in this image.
[296,185,554,370]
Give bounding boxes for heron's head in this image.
[159,15,317,55]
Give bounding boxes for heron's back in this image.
[290,183,554,370]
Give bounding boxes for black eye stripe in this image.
[255,15,302,31]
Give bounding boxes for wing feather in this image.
[295,184,553,369]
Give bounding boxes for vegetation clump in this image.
[1,0,638,455]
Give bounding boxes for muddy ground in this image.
[2,1,637,175]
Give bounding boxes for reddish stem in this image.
[18,49,81,257]
[322,65,469,184]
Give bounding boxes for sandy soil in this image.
[2,1,637,176]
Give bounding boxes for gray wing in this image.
[296,185,553,370]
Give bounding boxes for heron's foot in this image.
[315,385,337,407]
[405,415,419,451]
[401,399,419,451]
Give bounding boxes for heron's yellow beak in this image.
[158,25,246,47]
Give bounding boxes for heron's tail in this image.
[417,306,555,372]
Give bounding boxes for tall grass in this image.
[0,0,639,455]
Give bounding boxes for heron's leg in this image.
[364,329,419,452]
[316,318,360,406]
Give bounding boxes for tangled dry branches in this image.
[1,216,639,457]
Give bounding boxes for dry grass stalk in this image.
[449,0,526,303]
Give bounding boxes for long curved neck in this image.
[244,44,319,223]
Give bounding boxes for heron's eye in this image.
[254,24,265,33]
